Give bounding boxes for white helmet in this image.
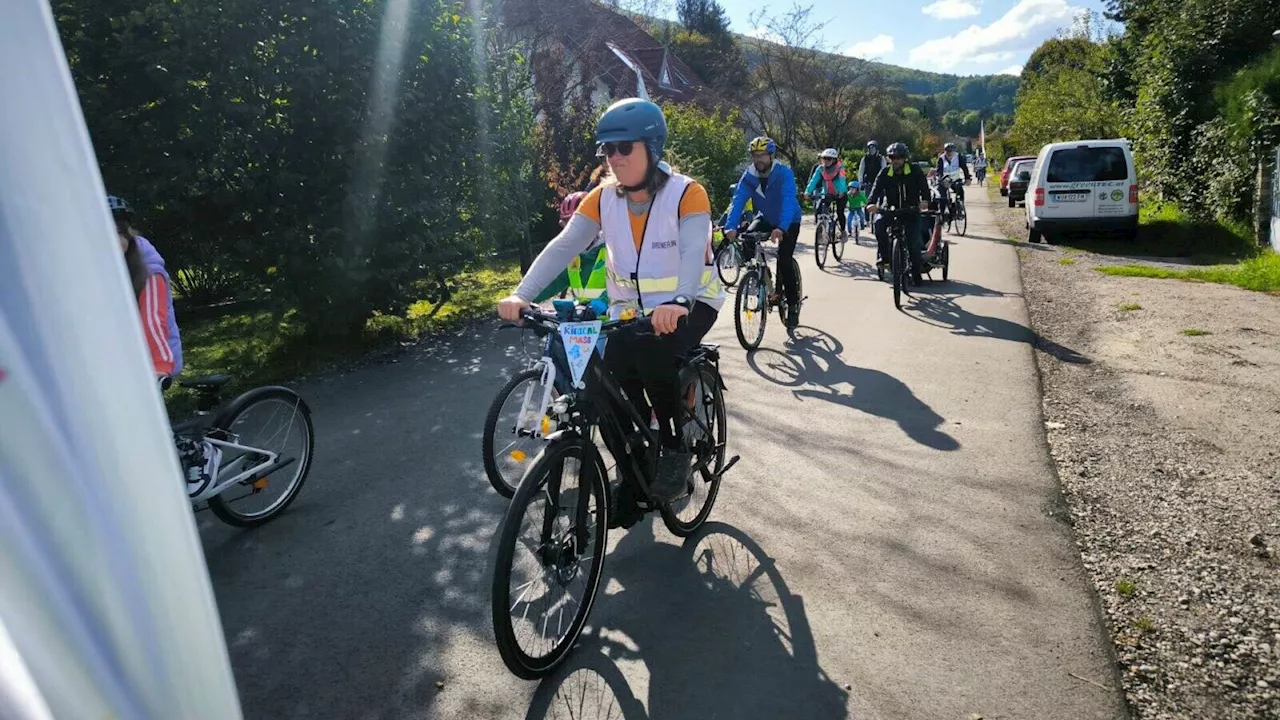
[820,148,839,159]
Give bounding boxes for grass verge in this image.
[168,261,521,413]
[1096,252,1280,293]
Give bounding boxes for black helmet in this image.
[944,142,957,152]
[886,142,909,158]
[107,194,133,219]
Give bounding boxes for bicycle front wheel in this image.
[207,387,315,527]
[955,200,968,236]
[734,269,767,350]
[492,437,609,679]
[661,361,727,537]
[832,227,846,262]
[892,237,905,310]
[483,368,550,498]
[814,223,828,269]
[715,241,741,287]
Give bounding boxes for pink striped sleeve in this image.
[138,274,175,377]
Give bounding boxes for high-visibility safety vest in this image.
[940,152,962,175]
[567,242,608,300]
[599,172,725,318]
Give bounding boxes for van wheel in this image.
[1122,227,1139,241]
[1042,231,1056,246]
[1028,226,1042,244]
[1007,196,1015,208]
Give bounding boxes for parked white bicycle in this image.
[482,310,596,498]
[167,374,315,527]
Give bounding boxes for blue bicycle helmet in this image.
[596,98,668,161]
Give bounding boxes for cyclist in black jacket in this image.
[866,142,930,286]
[856,140,884,190]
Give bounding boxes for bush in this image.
[663,103,747,213]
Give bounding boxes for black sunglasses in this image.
[597,141,637,158]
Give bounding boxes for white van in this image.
[1024,139,1138,243]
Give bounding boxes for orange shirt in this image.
[576,181,712,251]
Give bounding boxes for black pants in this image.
[819,196,847,232]
[874,214,923,278]
[746,217,801,308]
[604,301,718,448]
[939,182,965,219]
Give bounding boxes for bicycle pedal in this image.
[717,455,741,477]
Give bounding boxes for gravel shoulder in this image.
[988,188,1280,719]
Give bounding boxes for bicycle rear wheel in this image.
[814,223,828,269]
[207,387,314,527]
[715,241,741,288]
[492,437,609,679]
[734,269,766,350]
[661,362,727,537]
[482,367,549,498]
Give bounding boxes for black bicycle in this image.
[491,307,738,679]
[733,231,804,350]
[811,195,842,269]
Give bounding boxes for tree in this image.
[740,5,885,167]
[669,27,748,97]
[676,0,730,37]
[1010,36,1119,153]
[663,103,746,211]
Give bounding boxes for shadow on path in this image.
[903,284,1091,365]
[746,327,960,451]
[525,522,851,720]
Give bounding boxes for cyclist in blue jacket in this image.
[723,136,803,328]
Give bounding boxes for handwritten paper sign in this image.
[558,321,602,388]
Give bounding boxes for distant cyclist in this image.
[857,140,884,191]
[805,148,849,241]
[110,194,183,380]
[935,142,971,221]
[723,136,803,329]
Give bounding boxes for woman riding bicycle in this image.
[110,194,183,380]
[497,98,724,503]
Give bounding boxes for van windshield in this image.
[1046,147,1127,183]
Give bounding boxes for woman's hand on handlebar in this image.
[724,228,737,241]
[769,228,783,243]
[651,303,689,336]
[497,295,530,322]
[865,203,877,214]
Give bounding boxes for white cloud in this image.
[843,35,895,58]
[744,27,784,44]
[998,64,1024,75]
[908,0,1079,71]
[922,0,981,19]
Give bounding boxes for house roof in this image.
[507,0,718,107]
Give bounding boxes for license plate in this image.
[1052,192,1088,203]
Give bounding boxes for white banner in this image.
[0,1,241,718]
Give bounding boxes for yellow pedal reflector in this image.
[541,416,552,435]
[509,450,528,462]
[252,478,269,490]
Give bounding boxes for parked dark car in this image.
[1000,154,1036,196]
[1007,159,1034,207]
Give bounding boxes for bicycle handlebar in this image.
[514,306,644,336]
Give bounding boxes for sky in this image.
[707,0,1113,77]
